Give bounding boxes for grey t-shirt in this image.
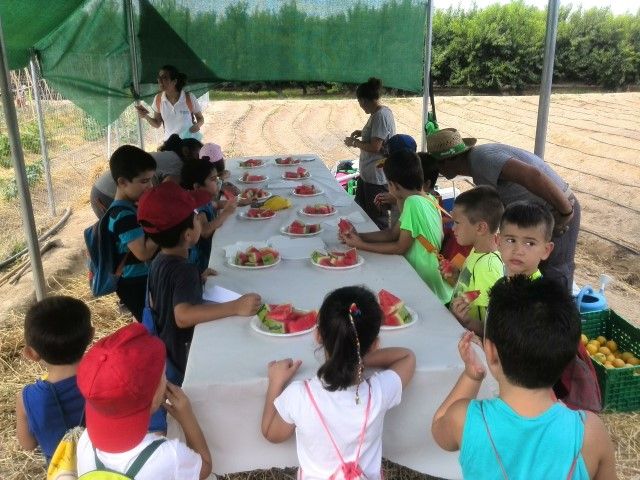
[468,144,568,207]
[359,106,396,185]
[93,151,183,197]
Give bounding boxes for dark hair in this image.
[418,152,439,189]
[317,286,382,391]
[181,138,203,161]
[144,213,195,248]
[500,201,555,241]
[159,134,185,159]
[356,77,383,101]
[25,296,92,365]
[181,158,216,190]
[382,150,424,191]
[486,276,579,388]
[160,64,187,92]
[454,186,504,233]
[212,160,225,175]
[109,145,156,182]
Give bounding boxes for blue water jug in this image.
[576,285,608,314]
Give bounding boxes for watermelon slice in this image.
[439,258,455,277]
[223,188,236,201]
[338,218,354,235]
[342,248,357,266]
[287,311,318,333]
[462,290,481,303]
[378,289,412,326]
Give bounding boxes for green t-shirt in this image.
[452,248,504,323]
[400,194,452,303]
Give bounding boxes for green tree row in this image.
[432,1,640,90]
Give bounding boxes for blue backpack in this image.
[84,201,134,297]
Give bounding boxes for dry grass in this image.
[1,273,638,479]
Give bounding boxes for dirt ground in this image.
[0,93,638,478]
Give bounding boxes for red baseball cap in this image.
[137,181,211,234]
[77,323,166,453]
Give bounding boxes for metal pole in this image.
[125,0,144,149]
[534,0,560,158]
[421,0,434,151]
[0,17,46,300]
[29,53,56,217]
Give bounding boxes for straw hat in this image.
[426,128,477,160]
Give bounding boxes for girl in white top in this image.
[136,65,204,141]
[261,286,416,480]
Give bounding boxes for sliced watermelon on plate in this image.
[287,311,318,333]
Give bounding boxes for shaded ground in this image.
[0,93,638,479]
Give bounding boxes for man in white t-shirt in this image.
[76,323,212,479]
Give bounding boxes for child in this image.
[341,150,452,303]
[498,201,555,279]
[261,286,415,479]
[108,145,159,321]
[431,276,617,479]
[447,186,504,335]
[76,323,212,479]
[137,181,261,384]
[200,142,240,198]
[181,158,237,272]
[15,296,93,464]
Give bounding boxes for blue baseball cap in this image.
[387,134,417,154]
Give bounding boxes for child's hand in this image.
[267,358,302,388]
[234,293,262,316]
[222,196,238,215]
[374,192,395,209]
[439,258,459,283]
[164,382,194,424]
[135,104,149,117]
[341,230,363,248]
[450,296,471,322]
[458,331,486,382]
[200,268,217,284]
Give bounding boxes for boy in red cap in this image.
[76,323,212,478]
[137,182,261,384]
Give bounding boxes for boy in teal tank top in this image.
[431,276,617,479]
[447,186,504,335]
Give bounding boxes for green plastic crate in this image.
[581,309,640,412]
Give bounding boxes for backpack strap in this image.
[105,201,135,276]
[94,439,165,477]
[304,380,372,474]
[480,402,509,480]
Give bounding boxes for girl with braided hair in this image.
[261,286,415,480]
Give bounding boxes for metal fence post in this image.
[0,17,46,300]
[29,53,56,216]
[421,0,434,151]
[534,0,560,159]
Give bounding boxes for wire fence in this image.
[0,68,165,262]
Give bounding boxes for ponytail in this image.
[317,286,382,397]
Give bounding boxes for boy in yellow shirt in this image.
[448,186,504,334]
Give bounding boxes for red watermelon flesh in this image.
[439,258,454,276]
[462,290,481,303]
[267,304,293,321]
[378,289,402,316]
[343,248,357,265]
[287,311,318,333]
[338,218,354,235]
[296,167,307,176]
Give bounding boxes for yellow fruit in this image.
[263,196,291,211]
[586,344,599,355]
[604,362,615,369]
[605,340,617,353]
[606,354,616,362]
[598,346,611,356]
[613,358,626,368]
[593,353,607,364]
[614,352,622,359]
[588,340,601,349]
[627,357,639,366]
[580,334,588,346]
[596,336,607,345]
[621,352,634,362]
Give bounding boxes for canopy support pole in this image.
[421,0,434,151]
[0,18,46,300]
[125,0,144,149]
[29,53,56,217]
[534,0,559,158]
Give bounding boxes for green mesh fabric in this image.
[2,0,427,125]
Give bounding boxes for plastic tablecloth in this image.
[167,154,496,478]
